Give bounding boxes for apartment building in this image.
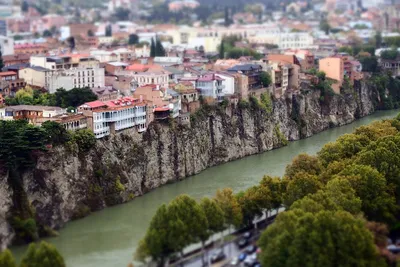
[248,32,314,49]
[228,64,266,98]
[380,54,400,76]
[284,49,315,71]
[0,105,66,125]
[0,36,14,56]
[196,74,225,103]
[53,113,88,131]
[3,54,30,67]
[319,57,344,94]
[78,97,149,139]
[90,48,135,63]
[14,44,48,55]
[0,71,26,94]
[267,55,301,93]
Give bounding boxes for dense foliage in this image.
[0,241,64,267]
[138,114,400,266]
[5,87,98,108]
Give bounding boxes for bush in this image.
[71,129,96,151]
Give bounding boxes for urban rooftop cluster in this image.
[0,0,398,139]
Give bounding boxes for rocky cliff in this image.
[0,81,378,249]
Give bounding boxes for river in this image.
[11,110,400,267]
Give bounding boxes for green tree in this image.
[155,37,166,57]
[359,56,379,72]
[259,176,285,211]
[128,34,139,45]
[375,31,382,48]
[219,40,225,59]
[285,154,323,178]
[168,195,208,254]
[0,249,17,267]
[43,30,52,38]
[237,185,272,227]
[54,87,97,108]
[0,49,3,70]
[260,71,271,87]
[105,25,112,37]
[21,0,28,12]
[258,209,386,267]
[381,49,398,60]
[284,172,323,207]
[66,36,75,51]
[150,38,156,58]
[20,241,65,267]
[113,7,130,21]
[140,204,177,265]
[199,198,225,264]
[320,18,331,35]
[215,188,243,228]
[71,129,96,151]
[41,121,71,146]
[338,164,397,224]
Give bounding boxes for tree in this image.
[150,38,156,58]
[381,49,398,60]
[128,34,139,45]
[375,31,382,48]
[338,164,397,224]
[260,71,272,87]
[21,0,28,12]
[43,30,52,38]
[283,172,323,207]
[199,198,225,264]
[66,36,75,51]
[0,249,17,267]
[359,56,379,72]
[285,154,323,178]
[168,195,208,254]
[20,241,65,267]
[71,129,96,151]
[41,121,71,146]
[215,188,243,229]
[219,40,225,59]
[224,7,231,27]
[105,25,112,37]
[155,37,166,57]
[237,186,272,227]
[320,18,331,35]
[0,49,4,71]
[113,7,130,21]
[54,87,97,108]
[87,29,94,37]
[258,209,386,267]
[259,176,285,211]
[140,204,177,265]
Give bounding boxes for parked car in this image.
[237,238,249,248]
[253,262,262,267]
[243,232,252,239]
[246,245,257,254]
[239,252,247,262]
[210,249,226,263]
[244,253,258,266]
[230,256,240,266]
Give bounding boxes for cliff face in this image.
[0,82,377,249]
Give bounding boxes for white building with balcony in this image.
[78,97,148,139]
[195,74,225,102]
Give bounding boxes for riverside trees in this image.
[0,242,65,267]
[137,115,400,266]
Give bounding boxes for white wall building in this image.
[248,32,314,49]
[195,74,225,102]
[214,72,235,96]
[0,36,14,55]
[47,67,105,93]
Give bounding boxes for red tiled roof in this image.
[14,44,46,49]
[154,107,170,112]
[198,74,224,82]
[0,71,17,76]
[83,100,107,108]
[126,64,149,72]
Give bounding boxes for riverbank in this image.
[0,81,381,246]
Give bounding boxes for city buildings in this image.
[0,36,14,55]
[78,97,149,138]
[319,57,344,93]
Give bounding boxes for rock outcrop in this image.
[0,82,378,248]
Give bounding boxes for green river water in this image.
[11,109,400,267]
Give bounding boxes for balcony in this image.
[216,84,225,90]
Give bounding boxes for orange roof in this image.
[126,64,149,72]
[0,71,17,76]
